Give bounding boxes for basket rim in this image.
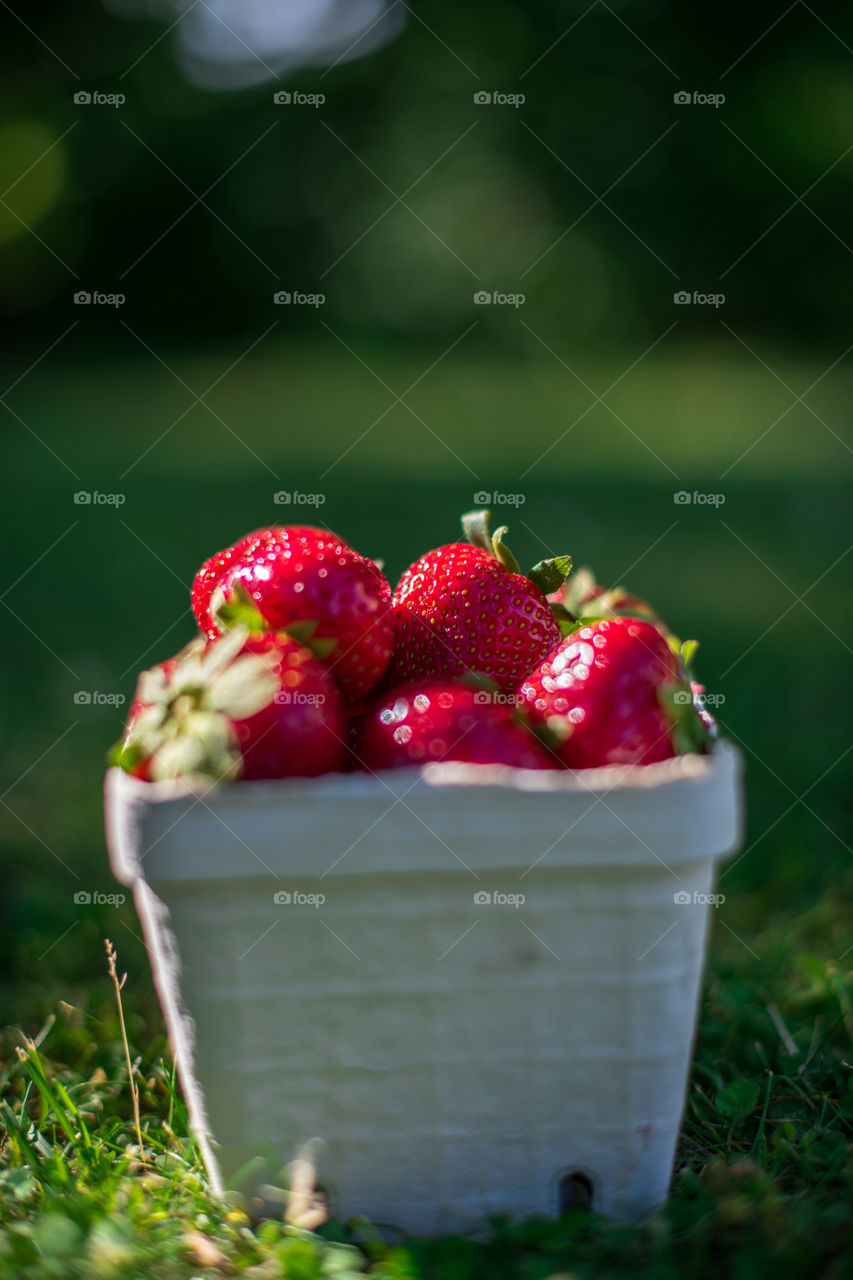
[105,739,739,808]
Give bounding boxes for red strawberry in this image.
[355,678,558,771]
[192,526,338,639]
[197,528,393,702]
[518,617,710,769]
[110,628,345,782]
[386,510,571,693]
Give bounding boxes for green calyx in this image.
[461,508,573,599]
[659,634,715,756]
[458,670,502,693]
[528,555,574,595]
[549,602,580,636]
[283,620,338,662]
[560,566,659,624]
[108,628,279,784]
[211,581,269,633]
[213,582,338,662]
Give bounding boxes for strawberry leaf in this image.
[283,620,338,661]
[109,629,284,783]
[681,638,700,670]
[659,682,714,755]
[528,555,573,595]
[204,655,279,719]
[213,582,268,633]
[549,602,579,636]
[458,671,502,692]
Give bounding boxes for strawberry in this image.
[518,616,711,769]
[354,678,558,771]
[110,627,345,782]
[192,526,339,639]
[386,510,571,693]
[196,527,393,702]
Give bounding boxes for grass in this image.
[1,919,851,1278]
[1,337,851,1275]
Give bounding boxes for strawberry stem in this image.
[491,525,522,574]
[461,508,493,553]
[461,508,573,596]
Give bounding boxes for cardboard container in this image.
[106,742,742,1234]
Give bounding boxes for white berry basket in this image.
[105,742,742,1234]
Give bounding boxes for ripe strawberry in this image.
[386,510,571,693]
[196,528,393,702]
[110,628,345,782]
[192,526,339,639]
[518,616,710,769]
[355,678,558,771]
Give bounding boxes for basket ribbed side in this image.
[135,860,717,1232]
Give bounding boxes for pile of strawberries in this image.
[111,511,713,783]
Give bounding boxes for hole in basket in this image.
[558,1171,594,1214]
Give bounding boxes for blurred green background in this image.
[1,0,851,1033]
